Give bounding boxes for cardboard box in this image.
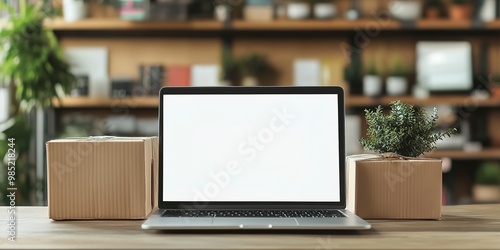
[46,137,158,220]
[346,154,442,220]
[244,6,274,21]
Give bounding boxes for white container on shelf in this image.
[313,2,336,19]
[287,2,310,20]
[363,75,382,97]
[386,76,408,96]
[63,0,87,22]
[388,0,421,21]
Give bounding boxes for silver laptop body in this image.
[142,86,371,230]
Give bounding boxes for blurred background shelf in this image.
[45,18,224,31]
[53,97,158,108]
[426,148,500,160]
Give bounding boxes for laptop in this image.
[142,86,371,230]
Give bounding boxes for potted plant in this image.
[424,0,444,19]
[0,1,75,205]
[63,0,88,22]
[386,59,409,96]
[363,60,382,97]
[237,53,269,87]
[489,74,500,98]
[344,55,363,95]
[448,0,472,21]
[346,101,456,219]
[473,162,500,203]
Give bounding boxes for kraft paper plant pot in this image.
[473,185,500,203]
[346,154,442,220]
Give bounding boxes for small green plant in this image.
[388,56,408,77]
[238,53,269,78]
[360,101,457,157]
[365,60,379,76]
[475,162,500,186]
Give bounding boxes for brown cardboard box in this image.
[346,154,442,220]
[46,137,158,220]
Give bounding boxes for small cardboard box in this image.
[346,154,442,220]
[46,137,158,220]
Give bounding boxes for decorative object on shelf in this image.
[424,0,444,19]
[313,1,336,19]
[244,0,273,21]
[149,0,192,21]
[363,61,382,97]
[166,65,191,87]
[388,0,422,21]
[294,59,321,86]
[347,101,456,219]
[214,4,229,21]
[139,65,164,95]
[479,0,496,22]
[70,75,89,96]
[63,0,87,22]
[473,161,500,203]
[286,1,310,20]
[489,74,500,98]
[0,1,75,205]
[386,58,409,96]
[416,41,473,92]
[191,64,220,86]
[88,0,120,18]
[119,0,147,20]
[344,8,359,20]
[111,77,134,98]
[65,47,109,98]
[237,53,269,86]
[448,0,472,21]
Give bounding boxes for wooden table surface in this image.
[1,205,499,249]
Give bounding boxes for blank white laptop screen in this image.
[162,94,340,202]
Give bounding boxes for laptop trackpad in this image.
[212,218,298,229]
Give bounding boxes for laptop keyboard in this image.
[162,210,346,218]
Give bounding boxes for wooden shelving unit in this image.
[44,18,224,31]
[2,18,493,32]
[53,96,158,108]
[426,148,500,160]
[232,19,401,30]
[415,20,472,30]
[53,95,500,109]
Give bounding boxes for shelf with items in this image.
[425,148,500,160]
[53,96,159,109]
[45,18,224,31]
[1,18,496,33]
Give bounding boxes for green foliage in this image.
[0,2,75,111]
[237,53,269,78]
[360,101,457,157]
[344,56,362,82]
[0,1,75,205]
[365,60,379,76]
[475,162,500,186]
[389,56,408,77]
